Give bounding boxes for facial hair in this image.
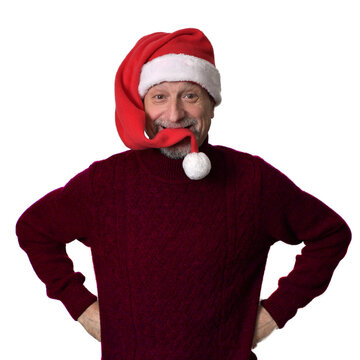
[153,117,200,160]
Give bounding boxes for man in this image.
[16,28,351,360]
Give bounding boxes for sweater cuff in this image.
[260,292,295,329]
[58,282,98,321]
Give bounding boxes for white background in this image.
[1,1,359,359]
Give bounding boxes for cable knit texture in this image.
[16,137,351,360]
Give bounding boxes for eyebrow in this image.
[149,82,200,93]
[182,82,200,90]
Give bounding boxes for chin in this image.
[159,141,191,159]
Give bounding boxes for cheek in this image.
[144,105,161,130]
[145,107,163,125]
[145,115,157,137]
[144,98,160,121]
[198,112,211,131]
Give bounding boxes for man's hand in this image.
[252,304,278,349]
[77,300,101,342]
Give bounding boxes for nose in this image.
[166,98,186,123]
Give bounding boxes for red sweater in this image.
[16,137,351,360]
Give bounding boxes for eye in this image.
[152,94,166,101]
[184,93,198,101]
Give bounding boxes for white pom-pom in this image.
[182,152,211,180]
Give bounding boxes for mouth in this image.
[159,125,193,130]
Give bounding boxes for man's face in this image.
[144,81,215,159]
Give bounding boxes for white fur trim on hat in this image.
[138,53,221,105]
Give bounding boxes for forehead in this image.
[148,81,203,92]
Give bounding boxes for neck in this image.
[135,136,212,183]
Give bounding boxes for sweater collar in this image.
[135,136,213,183]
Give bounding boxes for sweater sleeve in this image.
[255,156,352,329]
[15,164,98,321]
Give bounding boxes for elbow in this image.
[15,207,41,252]
[15,211,30,251]
[333,220,352,260]
[342,220,352,249]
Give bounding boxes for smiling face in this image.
[143,81,215,159]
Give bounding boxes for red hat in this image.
[114,28,221,180]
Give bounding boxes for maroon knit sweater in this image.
[16,137,351,360]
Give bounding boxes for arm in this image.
[16,164,98,321]
[255,156,351,329]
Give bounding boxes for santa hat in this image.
[114,28,221,180]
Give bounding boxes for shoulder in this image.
[87,149,136,183]
[211,143,252,161]
[89,149,135,169]
[210,144,291,189]
[210,143,266,177]
[213,144,285,174]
